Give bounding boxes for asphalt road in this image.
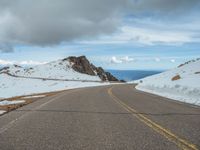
[0,84,199,150]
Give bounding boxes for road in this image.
[0,84,199,150]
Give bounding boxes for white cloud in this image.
[155,58,161,62]
[110,56,134,64]
[170,59,176,63]
[80,24,199,45]
[0,59,14,65]
[0,59,47,65]
[111,56,122,64]
[120,56,134,62]
[19,60,47,65]
[110,26,193,45]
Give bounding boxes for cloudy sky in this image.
[0,0,200,70]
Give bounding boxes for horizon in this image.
[0,54,181,71]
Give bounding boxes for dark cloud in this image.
[0,0,130,52]
[0,0,199,52]
[132,0,200,13]
[0,43,13,52]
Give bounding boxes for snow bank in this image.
[0,100,25,106]
[23,95,46,99]
[136,59,200,106]
[0,110,6,115]
[0,74,110,98]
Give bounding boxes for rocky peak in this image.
[64,55,96,76]
[63,55,119,82]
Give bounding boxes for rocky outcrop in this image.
[64,56,119,82]
[64,56,96,76]
[178,58,200,68]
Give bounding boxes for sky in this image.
[0,0,200,70]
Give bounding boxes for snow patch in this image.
[0,100,25,106]
[0,110,6,115]
[23,95,46,99]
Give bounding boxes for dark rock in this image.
[178,58,200,68]
[64,55,119,82]
[0,66,10,73]
[65,56,96,76]
[120,80,126,83]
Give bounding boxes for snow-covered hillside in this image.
[136,58,200,106]
[0,56,118,99]
[0,59,101,81]
[0,73,109,98]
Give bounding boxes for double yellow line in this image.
[108,87,199,150]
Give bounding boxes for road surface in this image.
[0,84,199,150]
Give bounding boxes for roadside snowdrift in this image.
[136,59,200,106]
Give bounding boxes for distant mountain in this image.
[136,58,200,106]
[0,56,119,82]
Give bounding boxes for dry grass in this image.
[0,100,33,112]
[0,89,67,115]
[171,75,181,81]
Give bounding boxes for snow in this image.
[136,59,200,106]
[0,58,112,98]
[23,95,46,99]
[0,100,25,106]
[0,110,6,115]
[0,74,110,98]
[2,59,101,81]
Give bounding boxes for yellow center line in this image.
[107,87,199,150]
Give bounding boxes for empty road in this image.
[0,84,199,150]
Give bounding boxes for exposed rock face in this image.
[64,56,96,76]
[64,56,119,82]
[0,66,10,74]
[178,58,200,68]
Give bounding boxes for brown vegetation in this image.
[171,75,181,81]
[0,90,66,115]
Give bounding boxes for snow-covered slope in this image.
[0,59,101,81]
[0,73,109,98]
[136,58,200,106]
[0,56,119,98]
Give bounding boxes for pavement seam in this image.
[108,87,199,150]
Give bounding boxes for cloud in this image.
[0,59,47,65]
[0,43,14,53]
[170,59,176,63]
[155,58,161,62]
[0,0,200,52]
[83,25,196,45]
[0,0,130,52]
[120,56,134,62]
[0,59,14,65]
[18,60,47,65]
[111,56,122,64]
[130,0,200,15]
[110,56,134,64]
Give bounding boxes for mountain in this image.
[0,56,119,82]
[0,56,119,98]
[135,58,200,106]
